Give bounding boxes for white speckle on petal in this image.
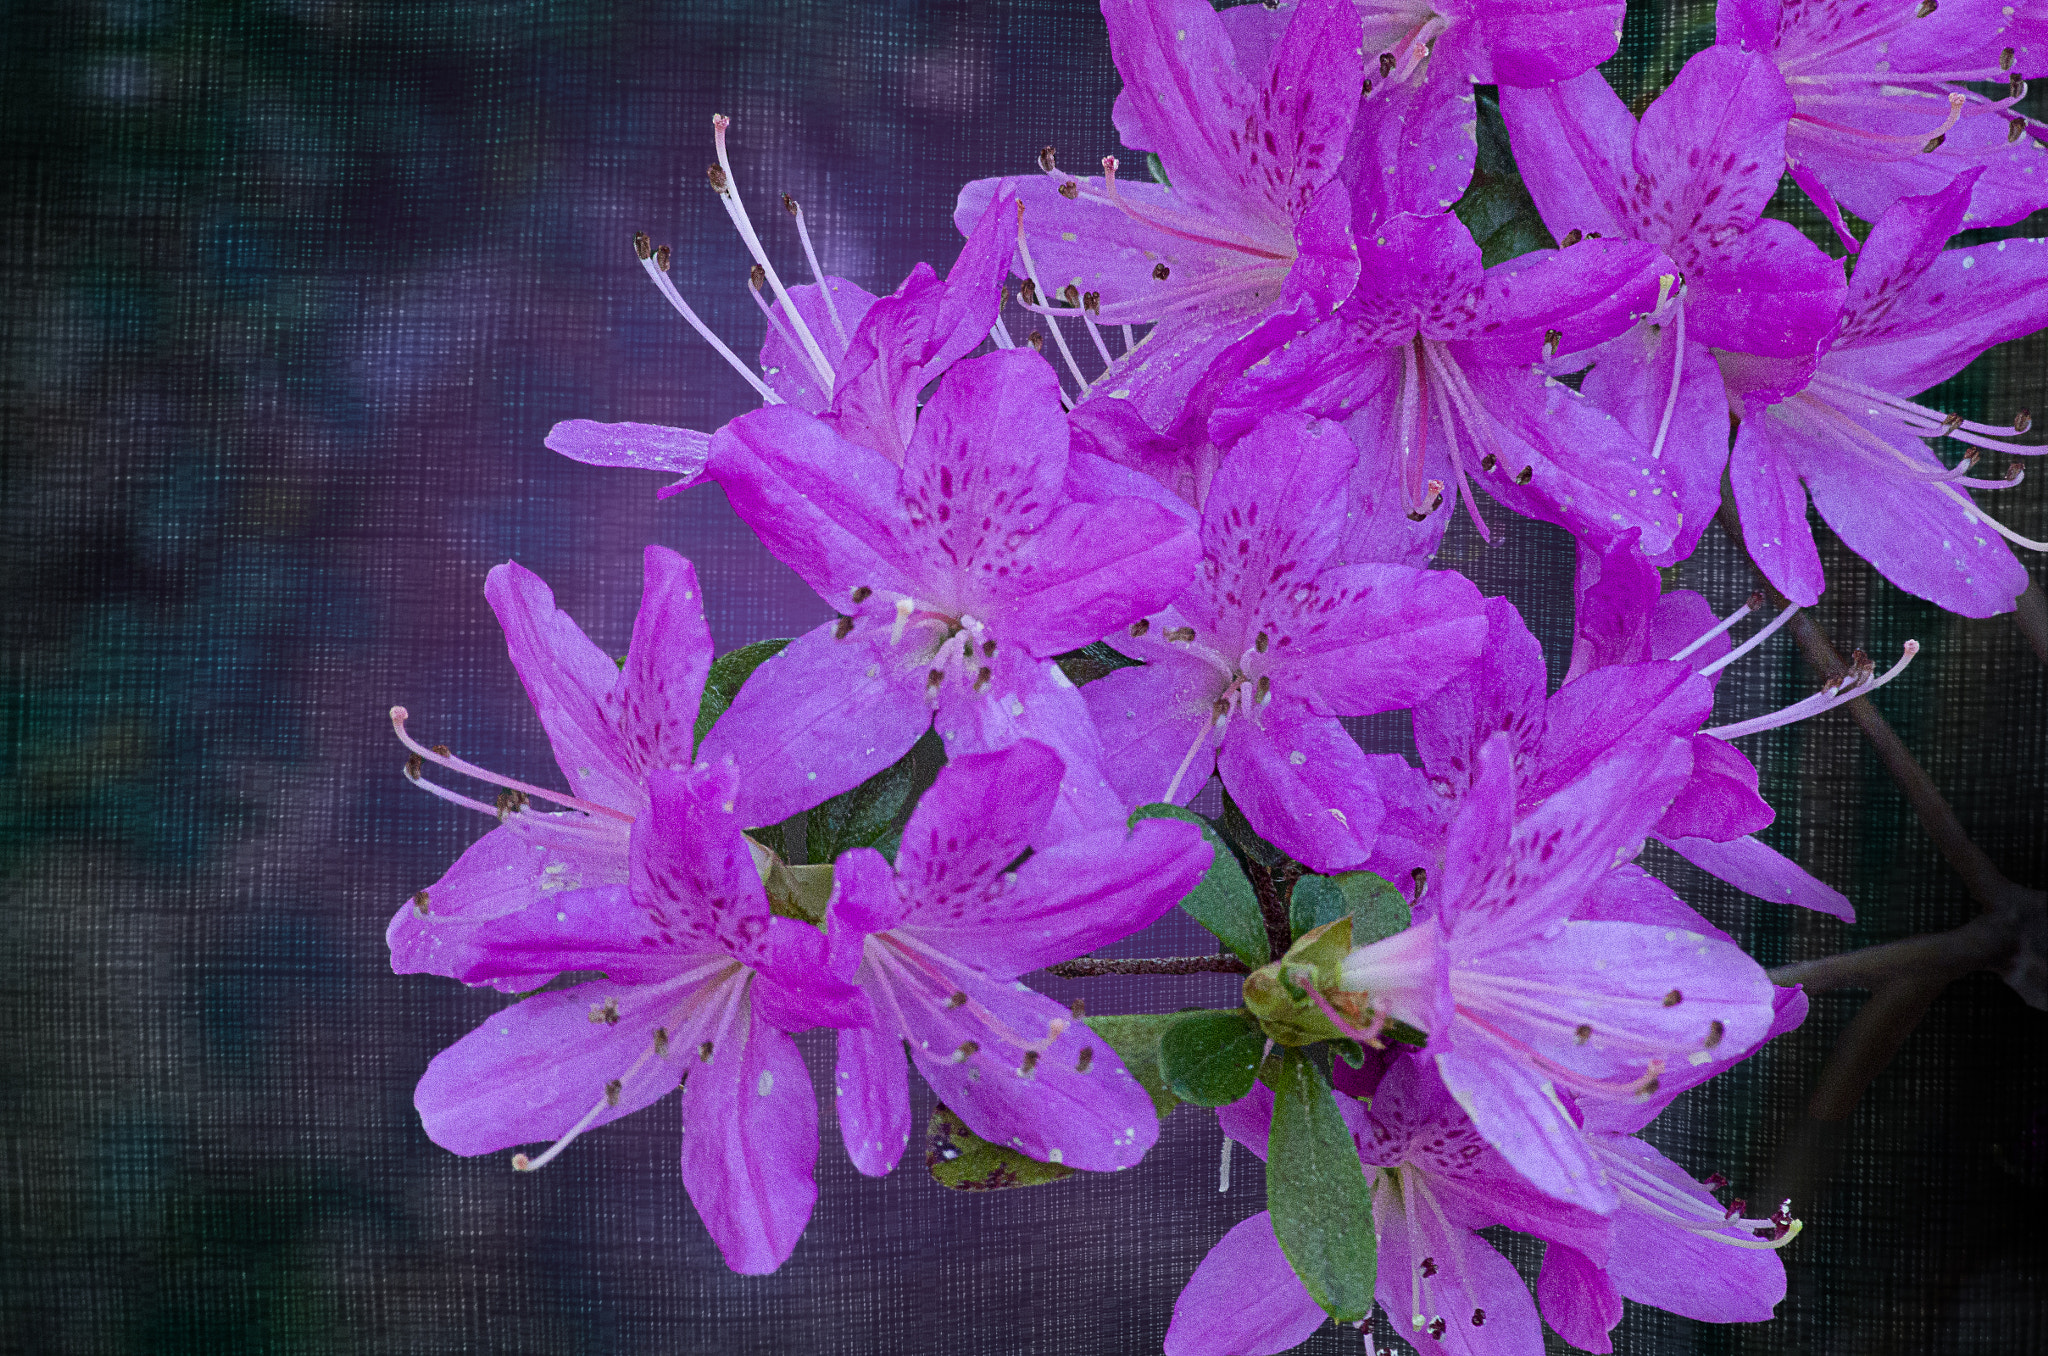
[1289,750,1306,765]
[757,1070,775,1096]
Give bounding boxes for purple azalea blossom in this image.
[698,347,1200,834]
[1167,1055,1609,1356]
[1717,0,2048,246]
[1213,209,1689,564]
[1333,642,1783,1210]
[1222,0,1625,94]
[547,182,1020,486]
[824,742,1212,1175]
[1720,171,2047,617]
[390,547,718,987]
[1534,990,1810,1352]
[388,549,869,1275]
[1502,44,1851,562]
[1081,413,1488,871]
[955,0,1365,440]
[1567,537,1857,920]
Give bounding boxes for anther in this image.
[1663,989,1683,1007]
[1514,465,1533,485]
[632,231,652,260]
[604,1079,622,1107]
[1471,1310,1486,1328]
[1254,631,1269,653]
[495,788,529,820]
[1020,1050,1041,1076]
[851,585,873,603]
[698,1041,714,1062]
[1020,278,1040,306]
[1083,290,1101,315]
[1575,1023,1593,1044]
[1705,1019,1726,1048]
[1152,262,1170,281]
[1060,283,1080,307]
[1130,618,1151,637]
[981,639,997,657]
[782,193,799,215]
[2010,117,2028,143]
[1915,0,1936,15]
[1379,52,1396,78]
[2015,410,2032,434]
[1164,626,1195,643]
[1027,331,1045,352]
[413,889,431,917]
[1059,180,1080,200]
[1542,328,1562,360]
[1559,228,1583,248]
[1702,1171,1729,1189]
[1038,145,1058,173]
[974,667,993,691]
[1254,674,1271,703]
[926,669,945,693]
[432,744,451,757]
[948,1040,980,1063]
[1922,134,1946,154]
[833,616,855,639]
[653,1027,670,1055]
[707,163,729,193]
[1076,1046,1095,1072]
[749,262,767,289]
[589,997,621,1025]
[2010,75,2027,100]
[1480,452,1498,471]
[946,991,968,1009]
[2001,47,2016,72]
[654,244,672,273]
[405,753,424,781]
[1427,1317,1447,1340]
[1420,1257,1438,1277]
[1069,998,1086,1018]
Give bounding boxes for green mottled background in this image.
[2,1,2043,1352]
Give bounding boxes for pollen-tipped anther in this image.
[1038,144,1058,173]
[654,244,672,273]
[632,231,652,260]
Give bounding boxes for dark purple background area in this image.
[3,1,2044,1352]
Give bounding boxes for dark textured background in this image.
[2,1,2044,1352]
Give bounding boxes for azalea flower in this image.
[698,347,1199,835]
[1081,411,1487,870]
[824,742,1212,1175]
[548,120,1020,483]
[954,0,1365,439]
[1720,171,2047,617]
[387,548,868,1274]
[1717,0,2048,246]
[1167,1055,1609,1356]
[1213,210,1686,563]
[1502,44,1851,562]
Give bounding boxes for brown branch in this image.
[1044,955,1252,978]
[1768,913,2015,994]
[2015,576,2048,667]
[1715,497,2043,1170]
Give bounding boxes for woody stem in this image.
[1044,955,1253,978]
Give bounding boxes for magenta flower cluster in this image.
[393,0,2047,1349]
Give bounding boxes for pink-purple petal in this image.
[1164,1211,1326,1356]
[834,1022,913,1178]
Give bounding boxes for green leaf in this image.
[1145,151,1172,188]
[1053,641,1145,687]
[1081,1013,1184,1119]
[1290,871,1412,945]
[806,747,920,864]
[1130,803,1269,966]
[1454,89,1557,270]
[1265,1048,1377,1321]
[691,637,793,752]
[1217,787,1292,871]
[1158,1008,1266,1107]
[925,1103,1077,1190]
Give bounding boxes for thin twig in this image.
[2015,576,2048,667]
[1767,914,2014,993]
[1044,955,1252,978]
